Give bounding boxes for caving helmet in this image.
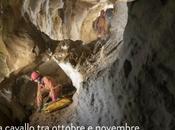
[31,71,40,81]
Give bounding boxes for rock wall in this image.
[121,0,175,129]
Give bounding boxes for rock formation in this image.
[0,0,175,130]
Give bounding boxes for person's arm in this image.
[44,77,58,101]
[36,84,43,108]
[50,89,57,101]
[48,79,57,101]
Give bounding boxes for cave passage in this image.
[2,0,175,129]
[0,58,77,126]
